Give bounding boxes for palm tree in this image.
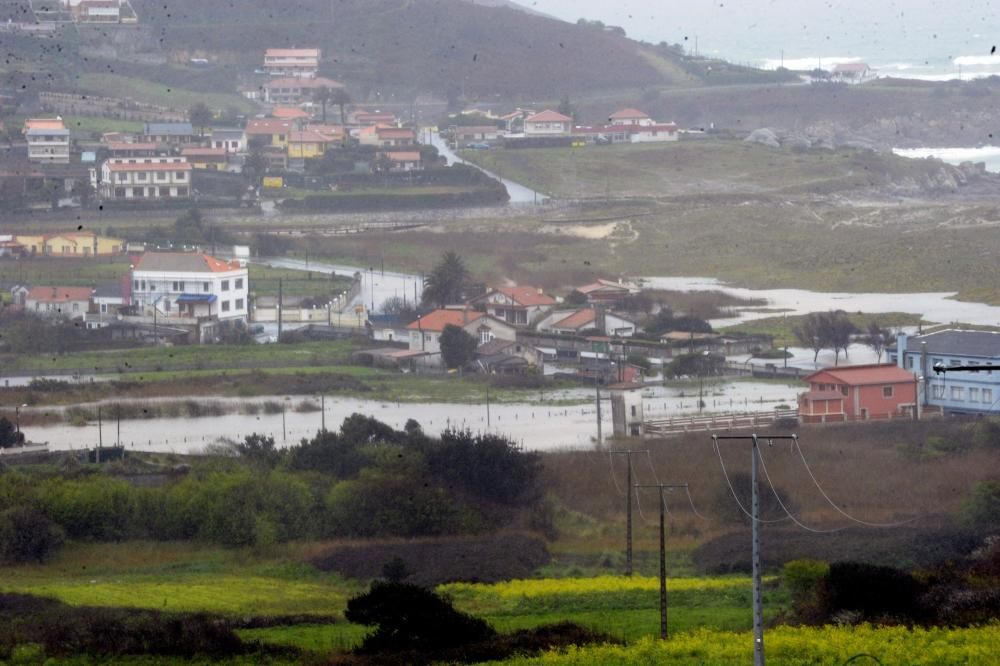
[312,86,332,124]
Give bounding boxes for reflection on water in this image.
[24,381,799,454]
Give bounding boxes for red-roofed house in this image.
[25,285,93,319]
[181,147,228,170]
[359,126,416,148]
[524,110,572,136]
[351,111,398,127]
[470,285,556,327]
[609,108,653,126]
[831,62,873,83]
[245,119,297,148]
[538,307,637,337]
[406,308,516,356]
[271,106,312,121]
[379,151,422,172]
[575,279,640,305]
[798,364,918,423]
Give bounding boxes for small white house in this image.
[406,308,516,355]
[523,110,572,136]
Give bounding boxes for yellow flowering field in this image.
[441,575,758,599]
[491,624,1000,665]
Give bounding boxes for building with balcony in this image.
[99,157,192,200]
[24,118,70,164]
[129,252,248,324]
[263,48,321,78]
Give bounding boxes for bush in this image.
[0,508,65,564]
[346,581,496,654]
[820,561,927,623]
[0,417,25,448]
[962,480,1000,533]
[42,477,137,541]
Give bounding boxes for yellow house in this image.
[15,231,124,257]
[245,118,296,149]
[181,147,228,170]
[287,130,336,159]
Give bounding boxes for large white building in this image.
[130,252,249,323]
[24,118,70,164]
[99,157,192,200]
[263,48,322,78]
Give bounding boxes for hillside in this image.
[126,0,672,99]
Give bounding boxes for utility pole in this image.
[609,449,648,576]
[485,382,491,427]
[277,277,283,343]
[713,434,797,666]
[635,483,689,639]
[320,394,326,431]
[116,403,120,448]
[595,381,602,444]
[97,405,102,464]
[282,401,287,442]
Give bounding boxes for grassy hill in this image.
[127,0,681,98]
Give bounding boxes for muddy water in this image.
[23,381,799,454]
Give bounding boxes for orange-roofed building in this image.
[288,129,337,159]
[406,308,516,356]
[470,285,556,327]
[24,117,70,164]
[245,119,297,147]
[181,147,228,170]
[130,252,248,322]
[524,109,572,136]
[608,108,653,126]
[799,364,918,423]
[25,285,93,319]
[271,106,311,121]
[380,150,422,171]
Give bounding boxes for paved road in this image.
[428,130,548,204]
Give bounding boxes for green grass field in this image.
[722,312,925,348]
[75,73,255,114]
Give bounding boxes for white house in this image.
[130,252,249,323]
[99,157,192,200]
[24,118,70,164]
[24,285,92,319]
[608,108,654,126]
[469,285,556,328]
[406,308,516,355]
[537,308,637,337]
[211,128,247,153]
[263,48,322,78]
[523,110,572,136]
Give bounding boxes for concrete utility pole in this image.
[277,278,283,343]
[595,381,602,444]
[610,449,648,577]
[635,483,689,639]
[713,433,798,666]
[96,405,102,464]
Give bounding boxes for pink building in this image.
[799,364,918,423]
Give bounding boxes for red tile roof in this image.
[132,252,242,273]
[265,48,321,58]
[271,106,311,120]
[24,118,66,131]
[376,127,415,139]
[490,286,556,307]
[609,108,650,120]
[106,161,192,173]
[804,364,916,386]
[576,280,629,295]
[552,308,597,330]
[26,286,92,303]
[289,130,337,143]
[526,110,572,123]
[245,119,295,135]
[406,309,483,332]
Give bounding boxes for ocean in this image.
[533,0,1000,81]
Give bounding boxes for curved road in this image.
[428,130,548,204]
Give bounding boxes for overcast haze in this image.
[523,0,1000,75]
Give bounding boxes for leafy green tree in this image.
[0,507,65,563]
[243,140,269,187]
[421,251,469,308]
[0,417,25,448]
[188,102,213,137]
[564,289,588,307]
[962,480,1000,533]
[234,433,281,468]
[439,324,478,370]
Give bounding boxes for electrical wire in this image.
[607,451,625,496]
[630,459,656,525]
[792,437,918,528]
[644,449,662,486]
[756,442,848,534]
[684,484,708,520]
[713,436,790,524]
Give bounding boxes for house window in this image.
[221,280,230,291]
[907,357,914,369]
[425,334,432,342]
[177,187,188,196]
[630,405,637,417]
[115,187,126,198]
[136,172,147,181]
[932,358,943,368]
[133,279,139,290]
[480,329,494,344]
[235,278,244,289]
[840,385,848,396]
[140,280,146,291]
[969,387,980,402]
[203,282,210,292]
[984,389,993,404]
[176,172,186,181]
[951,387,964,401]
[882,386,894,398]
[221,301,230,312]
[72,302,79,312]
[235,298,244,310]
[932,384,945,399]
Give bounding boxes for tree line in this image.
[793,311,896,365]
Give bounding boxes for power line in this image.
[790,437,918,528]
[684,484,708,521]
[713,435,790,524]
[756,441,848,535]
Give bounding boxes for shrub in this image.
[42,477,137,541]
[0,508,65,564]
[961,480,1000,533]
[820,561,927,623]
[0,417,25,448]
[346,581,496,654]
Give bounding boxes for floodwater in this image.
[22,380,799,455]
[640,276,1000,328]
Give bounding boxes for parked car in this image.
[465,142,491,150]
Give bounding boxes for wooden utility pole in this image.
[635,483,689,639]
[96,405,102,464]
[609,449,648,577]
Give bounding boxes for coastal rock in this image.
[744,128,780,149]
